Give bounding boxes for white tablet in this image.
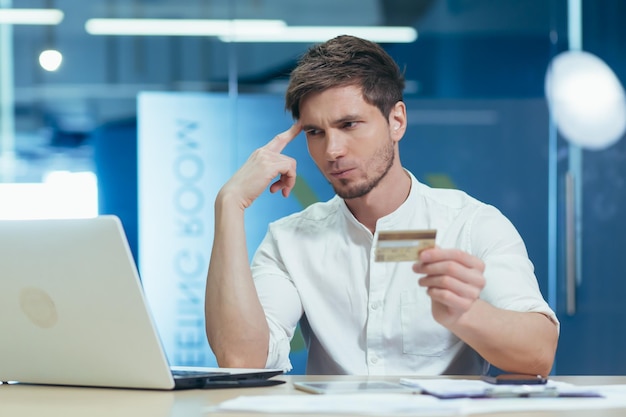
[293,380,417,395]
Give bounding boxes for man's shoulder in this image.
[412,179,511,231]
[414,180,486,211]
[411,178,513,228]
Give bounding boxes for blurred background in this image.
[1,0,625,375]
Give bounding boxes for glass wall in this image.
[2,0,626,374]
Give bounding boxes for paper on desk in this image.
[399,378,602,399]
[399,378,490,398]
[399,379,626,414]
[209,384,626,415]
[209,394,460,415]
[459,386,626,415]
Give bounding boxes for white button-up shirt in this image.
[251,172,558,375]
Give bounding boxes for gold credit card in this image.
[374,229,437,262]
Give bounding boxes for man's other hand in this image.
[413,247,486,328]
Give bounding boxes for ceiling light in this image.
[39,49,63,72]
[545,50,626,150]
[219,26,418,43]
[0,9,64,25]
[85,18,287,37]
[84,18,417,44]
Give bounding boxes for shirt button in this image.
[370,356,378,364]
[371,301,381,310]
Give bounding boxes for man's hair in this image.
[285,35,405,120]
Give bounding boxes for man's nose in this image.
[325,130,347,161]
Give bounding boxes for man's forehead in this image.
[299,86,372,120]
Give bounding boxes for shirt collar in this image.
[337,170,423,232]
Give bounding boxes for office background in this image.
[1,0,625,375]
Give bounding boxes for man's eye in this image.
[343,121,358,129]
[306,129,322,136]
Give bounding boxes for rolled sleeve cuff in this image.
[264,321,293,373]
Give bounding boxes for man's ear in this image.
[389,101,407,142]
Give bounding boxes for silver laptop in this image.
[0,215,283,390]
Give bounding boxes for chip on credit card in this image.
[374,229,437,262]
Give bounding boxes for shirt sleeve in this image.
[469,204,560,329]
[251,226,304,372]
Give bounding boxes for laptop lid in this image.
[0,216,281,390]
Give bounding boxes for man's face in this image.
[299,85,400,199]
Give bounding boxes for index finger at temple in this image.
[265,123,302,153]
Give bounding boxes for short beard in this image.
[333,140,395,200]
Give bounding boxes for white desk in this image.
[1,375,625,416]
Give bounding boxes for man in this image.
[205,35,558,376]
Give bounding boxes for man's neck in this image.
[344,165,411,234]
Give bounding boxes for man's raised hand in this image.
[413,247,486,328]
[265,123,302,197]
[220,123,302,210]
